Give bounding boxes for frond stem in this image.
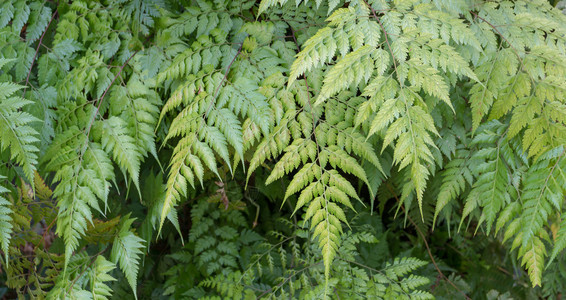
[22,9,58,99]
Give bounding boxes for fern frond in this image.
[316,46,382,105]
[99,117,142,193]
[288,27,336,88]
[0,176,13,263]
[384,257,428,279]
[7,0,30,33]
[380,93,438,214]
[468,145,509,234]
[218,77,271,135]
[45,127,114,268]
[207,108,244,159]
[46,251,92,299]
[434,148,471,226]
[110,76,160,161]
[26,2,52,43]
[267,139,370,279]
[0,78,40,186]
[90,256,116,300]
[246,121,291,182]
[259,0,338,16]
[368,257,433,299]
[520,153,565,246]
[549,212,566,265]
[111,217,145,299]
[518,236,546,288]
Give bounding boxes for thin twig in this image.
[468,10,537,88]
[245,195,261,228]
[208,42,244,115]
[469,11,520,55]
[66,245,110,296]
[182,42,243,176]
[288,24,318,150]
[171,41,243,153]
[83,50,140,143]
[362,0,399,77]
[255,262,323,299]
[22,9,58,99]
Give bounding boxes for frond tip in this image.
[111,216,145,299]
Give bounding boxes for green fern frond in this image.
[549,212,566,266]
[46,251,92,299]
[26,2,52,43]
[316,46,382,106]
[90,256,116,300]
[111,216,145,299]
[519,151,566,249]
[3,0,562,296]
[288,26,336,88]
[0,177,13,263]
[467,143,509,234]
[259,0,339,16]
[0,79,40,186]
[99,117,142,193]
[109,76,160,161]
[518,236,546,288]
[434,148,472,227]
[384,257,428,279]
[267,138,370,279]
[45,127,114,268]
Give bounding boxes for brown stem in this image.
[22,9,58,99]
[66,245,111,296]
[362,0,400,76]
[207,42,244,115]
[83,50,140,143]
[288,23,318,150]
[469,11,519,55]
[255,261,323,299]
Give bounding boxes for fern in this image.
[0,176,13,263]
[434,147,472,227]
[26,2,52,43]
[43,128,113,268]
[509,147,566,286]
[197,211,432,299]
[110,216,145,299]
[90,256,117,300]
[549,212,566,265]
[162,194,263,298]
[113,0,163,36]
[98,117,142,193]
[107,74,160,162]
[463,122,515,234]
[46,252,93,299]
[1,0,566,297]
[258,0,341,16]
[0,64,40,186]
[156,3,277,232]
[287,0,481,215]
[154,0,566,290]
[469,1,566,158]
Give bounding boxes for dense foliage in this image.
[0,0,566,298]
